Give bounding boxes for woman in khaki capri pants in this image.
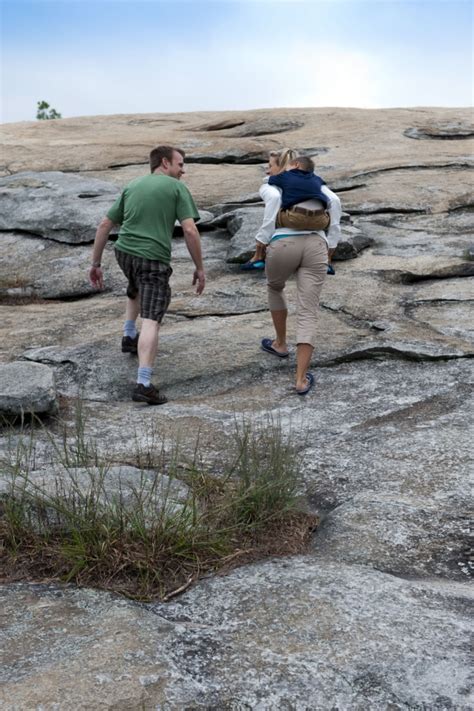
[257,151,342,395]
[264,232,327,394]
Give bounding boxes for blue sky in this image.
[1,0,472,123]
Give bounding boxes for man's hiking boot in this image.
[132,383,168,406]
[122,334,139,354]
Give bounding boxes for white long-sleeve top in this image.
[255,181,342,249]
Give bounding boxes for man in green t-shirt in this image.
[89,145,205,405]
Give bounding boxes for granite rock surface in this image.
[1,107,473,709]
[0,361,57,416]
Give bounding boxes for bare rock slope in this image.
[0,107,473,709]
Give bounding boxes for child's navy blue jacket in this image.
[268,169,329,210]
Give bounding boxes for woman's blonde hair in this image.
[268,148,298,173]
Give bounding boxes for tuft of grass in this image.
[0,276,47,305]
[225,418,301,530]
[0,404,317,601]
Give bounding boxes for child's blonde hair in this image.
[269,148,298,173]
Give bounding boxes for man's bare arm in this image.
[181,218,205,295]
[89,216,116,289]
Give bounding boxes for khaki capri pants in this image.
[265,234,327,348]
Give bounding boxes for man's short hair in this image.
[293,155,315,172]
[149,145,185,173]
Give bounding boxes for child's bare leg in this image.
[250,242,266,262]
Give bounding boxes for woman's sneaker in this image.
[121,334,139,354]
[132,383,168,405]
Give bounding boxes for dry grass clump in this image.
[0,407,317,601]
[0,276,48,305]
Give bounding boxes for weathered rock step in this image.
[404,123,474,139]
[105,161,147,170]
[313,493,471,581]
[301,367,470,520]
[320,300,473,340]
[349,206,427,215]
[406,276,474,305]
[341,165,473,215]
[190,116,306,137]
[20,332,473,406]
[352,380,472,429]
[380,263,474,283]
[0,361,58,416]
[0,172,120,245]
[185,145,326,164]
[357,206,473,232]
[345,160,474,178]
[408,297,474,304]
[349,201,474,218]
[0,172,213,246]
[322,342,474,363]
[0,229,226,302]
[168,306,268,318]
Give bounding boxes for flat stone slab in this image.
[339,165,473,215]
[0,172,120,244]
[407,276,474,303]
[298,360,473,517]
[360,253,474,283]
[0,361,57,416]
[409,300,474,344]
[1,564,472,708]
[0,172,214,248]
[314,493,471,580]
[0,233,126,299]
[355,210,474,260]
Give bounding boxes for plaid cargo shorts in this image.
[115,248,172,322]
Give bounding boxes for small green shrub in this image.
[36,100,62,120]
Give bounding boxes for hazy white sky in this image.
[1,0,473,123]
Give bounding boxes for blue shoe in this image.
[327,264,335,275]
[261,338,289,358]
[241,260,265,271]
[296,372,315,396]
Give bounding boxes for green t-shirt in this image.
[107,173,200,263]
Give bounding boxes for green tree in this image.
[36,100,62,120]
